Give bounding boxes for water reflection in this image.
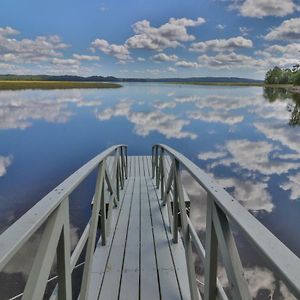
[0,155,12,177]
[0,84,300,299]
[264,87,300,126]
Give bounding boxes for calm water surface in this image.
[0,83,299,299]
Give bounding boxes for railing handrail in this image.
[0,144,127,271]
[152,144,300,298]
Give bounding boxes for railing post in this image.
[204,194,218,300]
[22,203,66,300]
[124,146,128,179]
[212,202,251,300]
[57,199,72,300]
[152,146,155,179]
[100,180,106,246]
[155,146,160,189]
[174,159,199,300]
[116,161,120,202]
[173,158,179,243]
[79,161,105,300]
[160,148,165,200]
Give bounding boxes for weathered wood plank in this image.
[143,157,182,300]
[87,157,135,300]
[119,157,141,300]
[98,157,138,300]
[159,155,193,300]
[89,156,189,300]
[140,156,160,300]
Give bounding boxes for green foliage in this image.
[265,66,300,85]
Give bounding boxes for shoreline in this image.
[0,81,122,90]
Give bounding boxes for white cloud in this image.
[216,24,226,30]
[52,58,79,66]
[0,156,13,177]
[265,18,300,41]
[188,110,244,125]
[190,36,253,52]
[254,122,300,155]
[95,100,197,139]
[167,67,177,72]
[0,27,69,64]
[212,175,274,212]
[239,26,252,36]
[175,60,200,68]
[198,150,227,160]
[153,101,176,109]
[0,26,19,36]
[0,90,102,130]
[280,173,300,200]
[125,17,205,51]
[137,57,145,61]
[91,38,131,61]
[231,0,297,18]
[152,53,178,62]
[218,139,300,175]
[198,52,265,69]
[73,54,100,61]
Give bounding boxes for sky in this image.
[0,0,299,79]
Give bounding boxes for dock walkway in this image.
[89,156,190,300]
[1,145,300,300]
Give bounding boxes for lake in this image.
[0,83,299,299]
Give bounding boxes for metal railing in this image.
[152,144,300,300]
[0,144,127,300]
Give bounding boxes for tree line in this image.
[265,56,300,85]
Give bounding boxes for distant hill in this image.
[0,74,263,83]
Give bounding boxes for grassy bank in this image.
[167,82,294,88]
[0,81,122,90]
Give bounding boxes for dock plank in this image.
[88,155,190,300]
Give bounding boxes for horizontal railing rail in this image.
[0,144,128,300]
[152,144,300,300]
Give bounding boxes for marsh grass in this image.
[0,81,122,90]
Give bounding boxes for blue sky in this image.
[0,0,299,79]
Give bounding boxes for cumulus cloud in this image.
[153,101,176,109]
[205,139,300,176]
[0,90,102,130]
[280,173,300,200]
[254,122,300,155]
[125,17,205,51]
[0,156,13,177]
[211,174,274,212]
[198,150,227,160]
[152,53,178,62]
[95,100,197,139]
[265,18,300,41]
[167,67,177,72]
[91,38,131,61]
[216,24,226,30]
[197,52,265,69]
[175,60,200,68]
[190,36,253,52]
[231,0,297,18]
[188,110,244,125]
[0,28,69,64]
[72,54,100,61]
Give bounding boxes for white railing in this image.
[0,145,127,300]
[152,144,300,300]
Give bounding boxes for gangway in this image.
[0,144,300,299]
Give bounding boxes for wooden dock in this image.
[89,156,191,300]
[1,144,300,300]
